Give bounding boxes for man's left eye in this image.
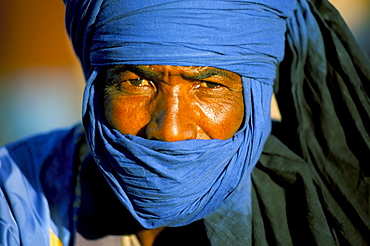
[126,78,153,87]
[196,81,222,89]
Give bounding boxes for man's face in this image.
[103,65,244,141]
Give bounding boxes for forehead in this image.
[105,65,241,81]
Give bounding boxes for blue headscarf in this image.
[64,0,296,229]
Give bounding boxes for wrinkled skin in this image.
[103,65,244,142]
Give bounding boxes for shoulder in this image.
[0,126,84,245]
[3,123,86,209]
[0,124,87,245]
[5,123,85,170]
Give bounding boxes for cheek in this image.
[104,95,151,136]
[198,94,244,140]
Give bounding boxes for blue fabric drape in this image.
[63,0,296,230]
[0,147,49,246]
[1,126,81,246]
[65,0,295,83]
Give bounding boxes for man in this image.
[1,0,369,245]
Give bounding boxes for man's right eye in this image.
[124,78,153,87]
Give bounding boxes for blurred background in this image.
[0,0,84,145]
[0,0,369,145]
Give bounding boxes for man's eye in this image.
[125,78,153,87]
[195,81,222,89]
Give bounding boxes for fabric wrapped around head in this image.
[64,0,296,229]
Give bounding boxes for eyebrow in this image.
[126,65,162,78]
[124,65,236,81]
[186,68,234,81]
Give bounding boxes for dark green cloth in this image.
[252,0,370,245]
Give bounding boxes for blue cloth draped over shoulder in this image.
[63,0,296,230]
[1,126,82,246]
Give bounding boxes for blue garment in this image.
[63,0,297,231]
[67,0,295,230]
[0,126,82,246]
[65,0,295,83]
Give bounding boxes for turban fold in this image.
[64,0,296,233]
[65,0,295,83]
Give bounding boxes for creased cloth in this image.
[63,0,295,230]
[1,126,81,246]
[252,0,370,245]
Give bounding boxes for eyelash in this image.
[106,77,225,91]
[196,81,222,89]
[124,78,154,87]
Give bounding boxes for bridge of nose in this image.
[146,80,198,142]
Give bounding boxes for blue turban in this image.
[64,0,296,230]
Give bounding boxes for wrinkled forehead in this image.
[65,0,296,84]
[104,64,243,85]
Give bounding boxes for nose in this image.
[145,88,197,142]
